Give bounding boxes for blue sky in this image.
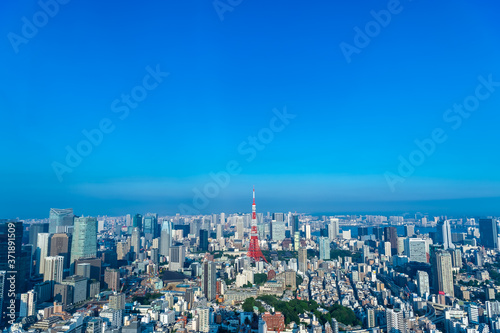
[1,0,500,218]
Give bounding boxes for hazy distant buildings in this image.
[329,218,339,240]
[437,220,455,250]
[49,208,74,234]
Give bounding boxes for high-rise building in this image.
[305,224,311,240]
[479,218,498,249]
[373,226,384,241]
[236,217,244,240]
[298,248,307,273]
[404,225,415,237]
[417,270,430,297]
[70,217,97,271]
[366,307,375,328]
[169,246,185,271]
[29,223,49,253]
[384,227,398,254]
[44,256,64,288]
[216,224,223,242]
[76,263,91,279]
[49,233,71,270]
[61,275,88,304]
[53,283,73,308]
[383,241,392,257]
[386,307,406,333]
[432,250,454,297]
[405,238,427,263]
[19,290,37,317]
[357,227,369,238]
[272,221,286,242]
[448,248,463,268]
[291,215,299,236]
[197,307,210,333]
[319,237,330,260]
[130,227,141,260]
[132,214,142,231]
[109,293,126,310]
[437,220,455,250]
[104,268,120,291]
[202,261,216,301]
[49,208,74,234]
[160,221,171,257]
[37,233,51,275]
[329,218,339,241]
[199,229,209,251]
[143,214,158,240]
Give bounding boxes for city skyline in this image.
[2,1,500,217]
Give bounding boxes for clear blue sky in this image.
[1,0,500,218]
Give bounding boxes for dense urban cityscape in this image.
[0,190,499,333]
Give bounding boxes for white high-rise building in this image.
[329,218,339,240]
[386,307,406,333]
[20,290,37,317]
[160,221,171,257]
[437,220,455,250]
[197,307,210,333]
[405,238,427,263]
[44,256,64,285]
[319,237,330,260]
[169,246,185,271]
[305,224,311,240]
[37,233,51,275]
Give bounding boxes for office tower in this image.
[130,227,141,259]
[37,233,51,275]
[319,237,330,260]
[448,248,462,268]
[362,245,370,263]
[417,271,430,297]
[273,212,285,222]
[53,283,73,308]
[202,261,216,301]
[298,247,307,273]
[169,246,185,271]
[291,215,299,235]
[235,217,244,240]
[216,224,223,242]
[144,214,158,240]
[19,245,32,290]
[116,242,129,261]
[272,221,286,242]
[109,293,126,310]
[383,242,392,257]
[432,250,454,297]
[76,263,91,279]
[150,248,159,264]
[44,256,64,290]
[328,218,339,241]
[19,290,37,317]
[479,218,498,249]
[49,208,74,234]
[104,268,120,291]
[70,217,97,271]
[247,188,267,262]
[466,303,479,324]
[74,258,101,282]
[397,237,405,255]
[132,214,142,231]
[386,307,406,333]
[50,233,71,270]
[373,226,384,241]
[357,227,369,238]
[384,227,398,254]
[197,307,210,333]
[199,229,209,251]
[405,238,427,263]
[305,224,311,240]
[61,275,88,304]
[404,225,415,237]
[29,223,49,253]
[436,220,455,250]
[160,221,171,257]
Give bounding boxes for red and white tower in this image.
[247,188,268,263]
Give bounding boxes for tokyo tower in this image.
[247,188,268,263]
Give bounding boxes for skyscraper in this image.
[50,233,71,270]
[160,221,171,257]
[36,233,51,275]
[132,214,143,231]
[70,217,97,272]
[272,221,286,242]
[432,250,454,297]
[199,229,209,251]
[29,223,49,253]
[319,237,330,260]
[384,227,398,254]
[298,247,307,273]
[479,218,498,249]
[291,215,299,236]
[44,256,64,285]
[143,214,158,240]
[328,218,339,241]
[404,225,415,237]
[416,270,430,297]
[19,290,37,318]
[437,220,455,250]
[202,261,216,301]
[130,227,141,259]
[48,208,74,234]
[104,268,120,291]
[169,246,185,271]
